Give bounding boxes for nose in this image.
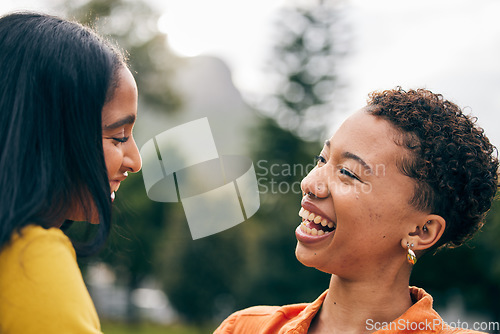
[124,136,142,173]
[301,166,330,199]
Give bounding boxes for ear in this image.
[406,215,446,252]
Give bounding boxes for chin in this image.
[295,243,339,276]
[295,243,320,269]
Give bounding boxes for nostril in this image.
[308,187,330,200]
[309,192,318,198]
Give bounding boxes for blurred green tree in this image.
[153,0,347,324]
[154,215,250,323]
[63,0,182,113]
[256,0,343,141]
[238,0,343,308]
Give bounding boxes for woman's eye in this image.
[111,136,129,144]
[339,167,358,180]
[315,155,326,166]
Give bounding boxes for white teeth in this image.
[111,192,115,201]
[299,223,333,236]
[298,208,336,231]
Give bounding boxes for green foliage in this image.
[154,218,249,323]
[64,0,182,112]
[154,1,342,323]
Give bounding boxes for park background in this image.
[1,0,499,333]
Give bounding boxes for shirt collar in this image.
[280,287,445,334]
[373,287,444,334]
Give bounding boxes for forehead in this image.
[101,67,138,125]
[328,109,406,170]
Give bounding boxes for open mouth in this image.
[298,207,336,236]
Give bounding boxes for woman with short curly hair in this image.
[215,87,498,334]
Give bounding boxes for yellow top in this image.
[0,224,102,333]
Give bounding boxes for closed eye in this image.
[340,167,360,181]
[110,136,129,144]
[112,137,129,143]
[315,155,327,166]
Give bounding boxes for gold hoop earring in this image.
[407,242,417,265]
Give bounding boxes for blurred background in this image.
[1,0,499,333]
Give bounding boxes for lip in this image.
[295,225,334,243]
[301,198,335,224]
[296,198,336,244]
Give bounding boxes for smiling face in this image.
[66,66,141,223]
[296,109,430,280]
[101,66,142,202]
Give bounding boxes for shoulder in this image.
[214,304,305,334]
[0,224,75,274]
[0,225,75,277]
[214,305,281,333]
[214,291,328,334]
[7,224,73,250]
[0,224,102,333]
[399,287,489,334]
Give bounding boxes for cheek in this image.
[338,190,410,243]
[102,142,122,176]
[333,187,387,236]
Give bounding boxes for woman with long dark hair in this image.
[0,12,141,333]
[215,88,498,334]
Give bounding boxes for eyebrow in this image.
[325,140,372,173]
[103,114,136,130]
[341,151,372,174]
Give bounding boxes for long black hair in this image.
[0,12,124,255]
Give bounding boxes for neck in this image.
[309,269,413,334]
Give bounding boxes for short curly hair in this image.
[366,87,499,249]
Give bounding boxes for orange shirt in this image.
[214,287,485,334]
